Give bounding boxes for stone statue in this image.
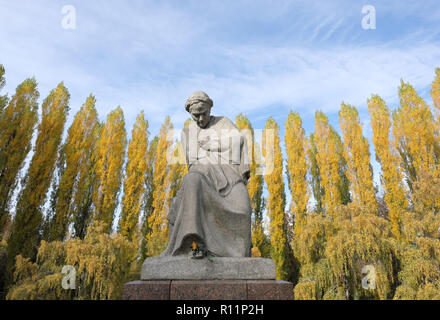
[140,91,275,281]
[160,91,252,258]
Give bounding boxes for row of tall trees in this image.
[0,64,439,299]
[291,72,440,299]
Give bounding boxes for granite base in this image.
[123,280,294,300]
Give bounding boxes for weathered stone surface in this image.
[123,280,170,300]
[247,280,294,300]
[171,280,247,300]
[141,256,276,280]
[122,280,295,300]
[161,91,253,259]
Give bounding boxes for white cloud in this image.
[2,0,440,219]
[1,0,439,137]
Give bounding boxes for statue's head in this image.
[185,91,213,128]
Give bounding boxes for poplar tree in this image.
[263,117,291,280]
[392,80,436,195]
[7,83,70,282]
[119,111,149,243]
[430,68,440,165]
[46,94,99,241]
[314,111,349,216]
[392,77,440,298]
[72,121,102,239]
[432,68,440,113]
[145,117,173,257]
[285,110,309,237]
[334,128,351,207]
[368,95,408,239]
[0,65,7,116]
[236,114,266,257]
[140,136,159,259]
[92,107,127,233]
[308,134,324,213]
[339,103,376,210]
[42,148,66,241]
[0,78,39,234]
[394,169,440,299]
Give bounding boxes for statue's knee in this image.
[183,172,203,187]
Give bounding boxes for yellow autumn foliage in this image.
[339,103,376,211]
[145,116,173,257]
[236,114,267,257]
[0,77,39,234]
[293,203,397,300]
[119,111,149,245]
[263,117,291,280]
[368,95,408,240]
[393,80,437,193]
[314,111,346,217]
[7,222,135,300]
[48,94,99,241]
[3,67,440,300]
[285,110,309,237]
[92,106,127,233]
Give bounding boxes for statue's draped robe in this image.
[161,116,252,257]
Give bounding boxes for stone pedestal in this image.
[123,280,294,300]
[141,257,276,280]
[124,256,294,300]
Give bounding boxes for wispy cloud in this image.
[2,0,440,217]
[1,0,439,136]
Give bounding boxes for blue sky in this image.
[1,0,440,217]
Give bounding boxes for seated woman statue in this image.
[160,91,252,258]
